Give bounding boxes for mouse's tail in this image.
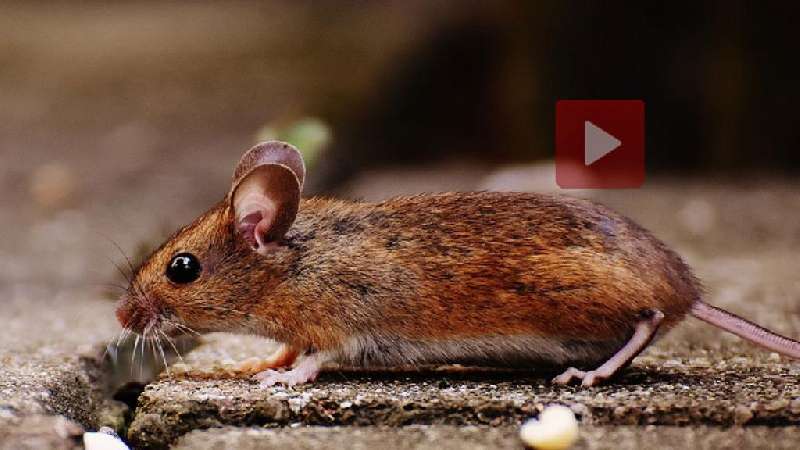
[691,300,800,359]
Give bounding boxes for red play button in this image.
[555,100,645,188]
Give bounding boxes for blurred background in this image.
[0,1,798,350]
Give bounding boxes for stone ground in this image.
[127,354,800,448]
[171,426,800,450]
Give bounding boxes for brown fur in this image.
[117,191,701,368]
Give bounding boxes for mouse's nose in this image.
[115,296,149,333]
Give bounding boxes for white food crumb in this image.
[519,404,579,450]
[83,431,130,450]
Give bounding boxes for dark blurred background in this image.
[4,1,800,176]
[1,0,799,287]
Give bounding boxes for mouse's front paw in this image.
[254,369,291,386]
[254,365,319,387]
[234,345,300,376]
[254,352,326,387]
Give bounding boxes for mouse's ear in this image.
[229,141,305,253]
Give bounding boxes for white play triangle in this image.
[584,120,621,166]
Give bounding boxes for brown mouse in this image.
[116,141,800,387]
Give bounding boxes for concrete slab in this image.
[0,288,128,447]
[0,414,84,450]
[128,354,800,449]
[173,425,800,450]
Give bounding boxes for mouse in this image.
[115,140,800,387]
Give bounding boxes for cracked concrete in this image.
[0,414,85,450]
[0,292,120,448]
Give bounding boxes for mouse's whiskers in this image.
[102,234,138,279]
[117,327,132,348]
[103,326,129,364]
[166,320,201,337]
[131,334,141,376]
[154,329,170,374]
[102,342,114,363]
[157,327,184,364]
[106,255,133,285]
[140,321,156,377]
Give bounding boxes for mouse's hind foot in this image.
[551,367,610,387]
[552,367,590,385]
[552,309,664,387]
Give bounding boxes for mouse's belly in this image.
[335,333,626,368]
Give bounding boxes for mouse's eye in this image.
[166,253,202,284]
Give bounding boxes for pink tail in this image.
[691,300,800,359]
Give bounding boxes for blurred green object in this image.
[255,118,331,170]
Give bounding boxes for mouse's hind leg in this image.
[553,309,664,387]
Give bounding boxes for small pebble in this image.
[520,404,579,450]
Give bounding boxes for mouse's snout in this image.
[115,297,144,333]
[115,293,161,333]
